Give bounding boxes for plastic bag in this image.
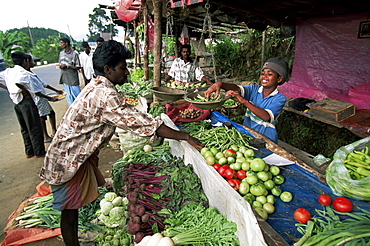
[180,24,189,45]
[165,103,210,125]
[326,136,370,201]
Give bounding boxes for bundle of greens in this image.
[116,80,153,99]
[294,205,370,246]
[161,202,240,245]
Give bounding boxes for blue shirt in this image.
[239,83,286,143]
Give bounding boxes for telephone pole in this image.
[27,21,34,48]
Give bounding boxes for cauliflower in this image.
[101,201,114,216]
[104,192,118,202]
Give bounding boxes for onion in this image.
[143,145,153,152]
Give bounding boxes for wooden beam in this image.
[153,0,163,88]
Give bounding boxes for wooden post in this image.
[143,0,149,81]
[133,20,139,68]
[153,0,162,88]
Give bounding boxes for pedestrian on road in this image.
[39,40,203,246]
[0,51,45,158]
[79,42,94,85]
[58,38,81,106]
[26,54,64,142]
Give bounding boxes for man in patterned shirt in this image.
[39,40,203,246]
[164,44,212,85]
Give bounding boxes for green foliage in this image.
[163,35,175,56]
[31,36,62,64]
[7,27,70,45]
[88,8,118,41]
[276,111,361,158]
[0,31,27,67]
[212,27,295,82]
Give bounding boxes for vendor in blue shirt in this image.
[205,57,289,143]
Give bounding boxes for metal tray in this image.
[149,87,185,101]
[185,90,229,110]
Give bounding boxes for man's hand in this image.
[204,82,221,100]
[186,135,204,149]
[225,90,243,103]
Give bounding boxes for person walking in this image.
[58,38,81,106]
[26,54,64,142]
[0,51,45,158]
[79,42,94,85]
[39,40,203,246]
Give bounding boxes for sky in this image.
[0,0,125,42]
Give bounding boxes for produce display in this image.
[178,108,203,119]
[116,80,153,100]
[163,80,207,90]
[187,92,221,102]
[343,147,370,180]
[293,195,370,246]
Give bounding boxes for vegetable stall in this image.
[2,79,370,246]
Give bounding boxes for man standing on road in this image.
[0,51,45,158]
[79,42,94,85]
[58,38,81,106]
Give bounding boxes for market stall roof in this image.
[104,0,370,33]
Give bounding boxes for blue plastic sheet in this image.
[209,111,370,245]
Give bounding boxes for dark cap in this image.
[262,57,289,82]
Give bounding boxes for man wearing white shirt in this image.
[79,42,94,85]
[0,51,45,158]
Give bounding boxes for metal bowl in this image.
[185,90,229,110]
[149,87,185,101]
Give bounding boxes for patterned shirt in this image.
[168,58,205,82]
[39,76,163,185]
[58,50,81,86]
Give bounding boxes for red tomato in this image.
[224,149,236,158]
[318,194,331,206]
[213,163,221,171]
[236,170,246,179]
[224,168,235,179]
[332,197,353,212]
[218,164,229,177]
[294,208,311,224]
[227,179,241,190]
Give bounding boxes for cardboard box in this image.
[309,98,355,122]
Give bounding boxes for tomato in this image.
[264,180,275,190]
[243,193,255,204]
[294,208,311,223]
[218,164,229,177]
[224,168,235,179]
[250,158,266,172]
[250,183,267,196]
[318,194,331,206]
[255,207,268,220]
[224,149,236,158]
[227,179,240,190]
[332,197,353,212]
[257,171,270,181]
[269,165,280,176]
[212,163,221,171]
[280,191,293,202]
[236,170,246,179]
[244,149,255,158]
[273,175,285,185]
[238,182,249,195]
[205,156,216,165]
[245,175,259,185]
[263,203,275,214]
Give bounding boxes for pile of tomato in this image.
[201,145,293,220]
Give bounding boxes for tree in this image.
[0,31,31,67]
[87,7,118,42]
[31,36,62,64]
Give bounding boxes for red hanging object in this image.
[114,0,140,22]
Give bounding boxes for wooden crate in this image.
[309,98,355,122]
